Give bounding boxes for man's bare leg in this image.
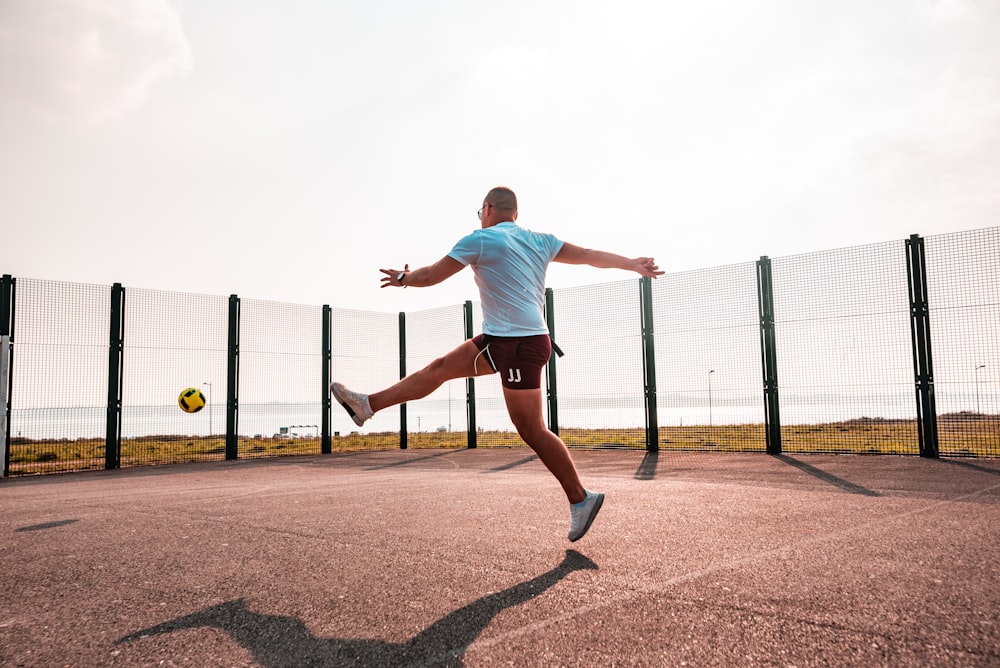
[368,339,493,413]
[502,386,586,504]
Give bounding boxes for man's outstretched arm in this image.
[379,256,465,289]
[554,242,664,278]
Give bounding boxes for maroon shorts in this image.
[472,334,551,390]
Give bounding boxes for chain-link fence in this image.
[2,228,997,476]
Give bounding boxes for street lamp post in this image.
[976,365,986,415]
[203,382,212,437]
[708,370,715,427]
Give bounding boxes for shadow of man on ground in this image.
[119,549,597,667]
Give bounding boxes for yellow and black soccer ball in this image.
[178,387,207,414]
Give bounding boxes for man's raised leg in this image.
[334,339,494,422]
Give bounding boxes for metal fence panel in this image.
[7,279,109,474]
[238,298,323,458]
[925,228,1000,457]
[771,241,919,454]
[403,304,468,448]
[552,280,645,449]
[330,307,402,450]
[121,287,229,466]
[652,262,766,452]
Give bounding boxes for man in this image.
[332,187,664,541]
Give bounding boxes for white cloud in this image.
[0,0,192,123]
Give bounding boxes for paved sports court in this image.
[2,449,999,666]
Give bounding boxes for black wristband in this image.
[397,272,407,287]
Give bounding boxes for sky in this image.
[1,0,998,315]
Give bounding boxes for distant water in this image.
[6,395,933,440]
[9,404,325,440]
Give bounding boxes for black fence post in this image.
[226,295,240,460]
[1,274,15,477]
[464,300,477,449]
[545,288,559,435]
[0,275,12,336]
[757,257,782,454]
[105,283,124,470]
[398,312,408,449]
[321,305,332,455]
[640,277,659,452]
[906,235,939,458]
[0,330,7,478]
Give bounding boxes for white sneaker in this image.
[331,382,373,427]
[568,490,604,542]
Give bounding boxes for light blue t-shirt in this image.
[448,222,564,337]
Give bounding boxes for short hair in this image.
[484,187,517,213]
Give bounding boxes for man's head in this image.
[484,187,517,214]
[480,186,518,227]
